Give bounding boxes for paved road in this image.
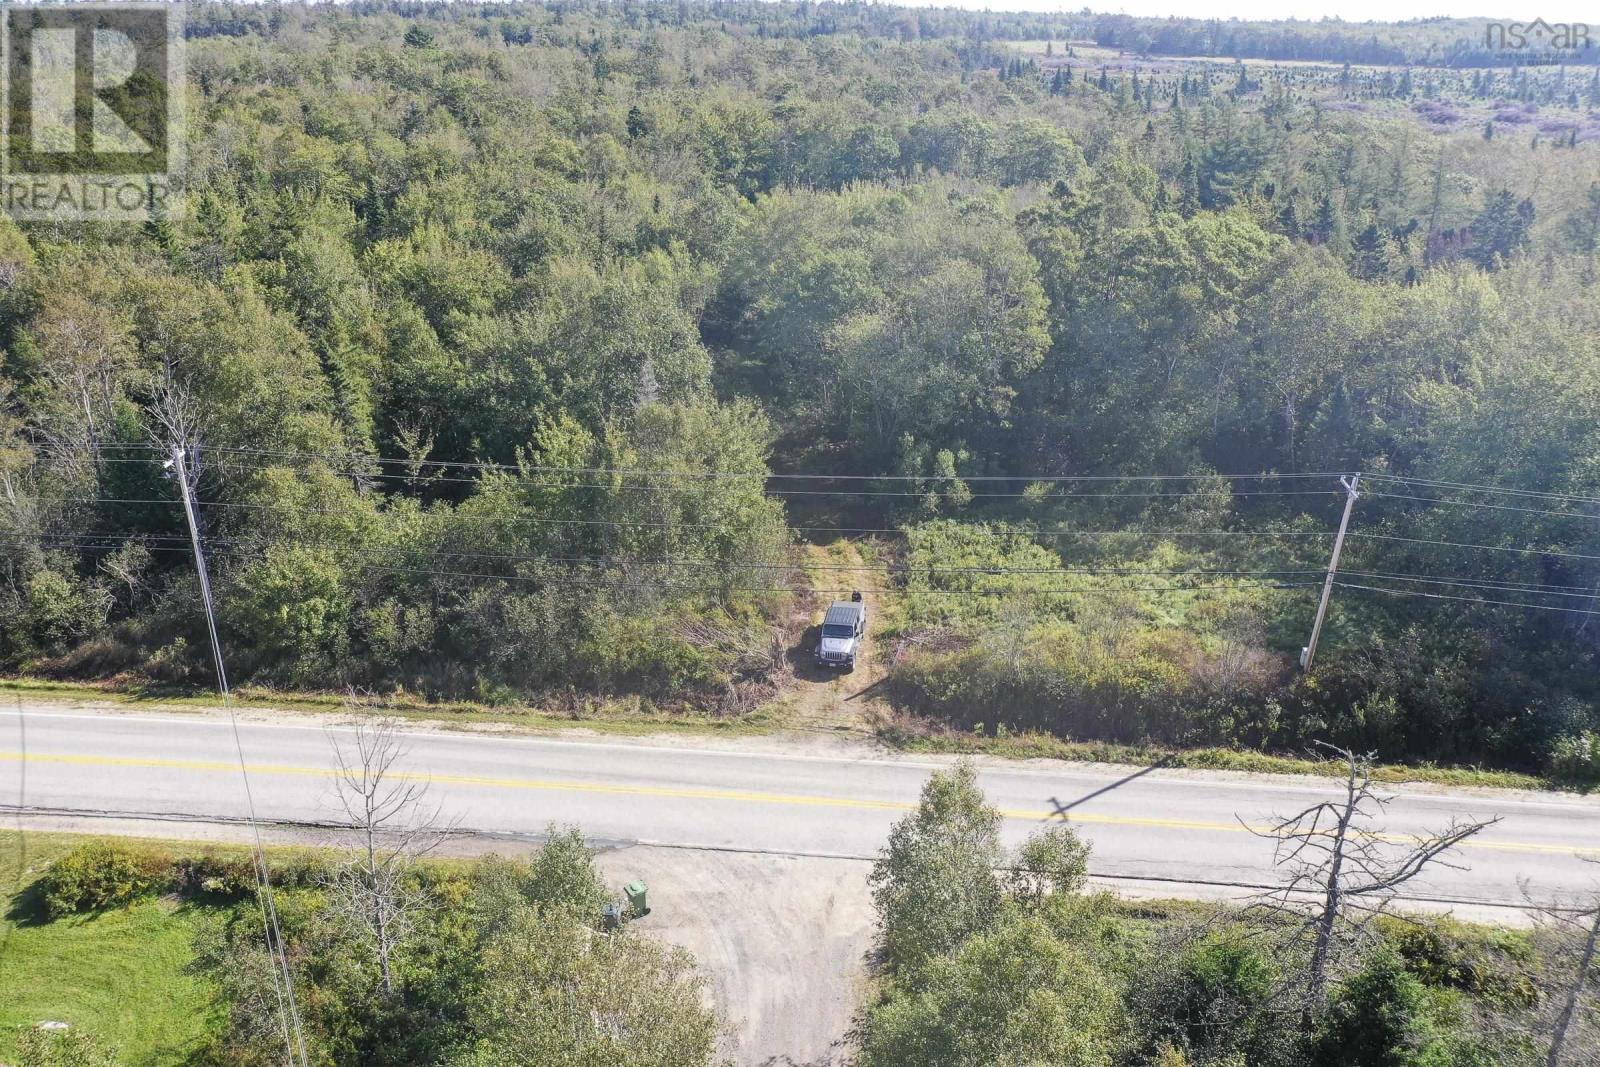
[4,703,1598,909]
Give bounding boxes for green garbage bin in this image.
[624,880,648,917]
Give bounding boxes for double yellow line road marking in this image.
[3,750,1594,859]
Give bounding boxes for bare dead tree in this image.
[31,294,130,478]
[98,539,153,612]
[0,378,38,540]
[326,705,451,995]
[1245,742,1500,1023]
[147,357,201,460]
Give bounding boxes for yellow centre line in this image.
[3,751,1594,859]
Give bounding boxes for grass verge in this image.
[0,831,221,1065]
[877,717,1557,791]
[0,675,789,737]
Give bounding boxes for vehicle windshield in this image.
[821,624,855,638]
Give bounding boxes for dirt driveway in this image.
[602,547,891,1064]
[596,845,874,1066]
[780,541,893,736]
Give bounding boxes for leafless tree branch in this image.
[1243,741,1499,1023]
[324,694,456,995]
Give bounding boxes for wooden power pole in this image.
[1302,474,1361,673]
[168,442,310,1067]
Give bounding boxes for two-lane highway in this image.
[3,703,1598,908]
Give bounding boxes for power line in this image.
[95,443,1356,484]
[212,479,1334,501]
[9,529,1327,578]
[24,482,1600,619]
[1365,491,1600,520]
[1363,472,1600,508]
[1348,532,1600,563]
[1341,571,1600,600]
[19,516,1342,540]
[4,536,1326,586]
[65,446,1600,516]
[43,533,1596,598]
[18,495,1344,541]
[0,694,27,991]
[34,486,1600,525]
[341,563,1324,596]
[93,444,1600,508]
[1335,581,1600,616]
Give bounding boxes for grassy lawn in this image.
[0,832,221,1064]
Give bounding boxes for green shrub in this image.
[1010,823,1091,905]
[171,848,330,899]
[225,542,351,676]
[889,632,1199,745]
[0,561,110,663]
[471,829,610,930]
[1377,917,1539,1011]
[40,840,170,918]
[14,1027,118,1067]
[1135,931,1284,1064]
[1183,935,1277,1007]
[870,764,1005,980]
[857,912,1126,1067]
[171,852,259,898]
[1546,730,1600,786]
[580,614,729,697]
[25,566,110,648]
[1312,948,1490,1067]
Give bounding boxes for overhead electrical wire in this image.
[322,562,1324,596]
[1364,490,1600,520]
[3,536,1326,586]
[1335,581,1600,616]
[1348,532,1600,563]
[1361,472,1600,508]
[28,531,1600,605]
[16,463,1600,621]
[167,445,309,1067]
[19,493,1344,541]
[17,515,1341,539]
[1339,571,1600,599]
[5,529,1324,577]
[88,444,1600,510]
[92,443,1358,484]
[91,474,1339,501]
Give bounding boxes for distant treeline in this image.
[1092,13,1600,69]
[186,2,1599,68]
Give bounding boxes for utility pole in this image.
[171,445,231,699]
[1301,474,1361,673]
[169,443,310,1067]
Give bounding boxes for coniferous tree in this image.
[1278,196,1302,240]
[1178,154,1202,218]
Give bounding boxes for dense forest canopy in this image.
[2,1,1600,779]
